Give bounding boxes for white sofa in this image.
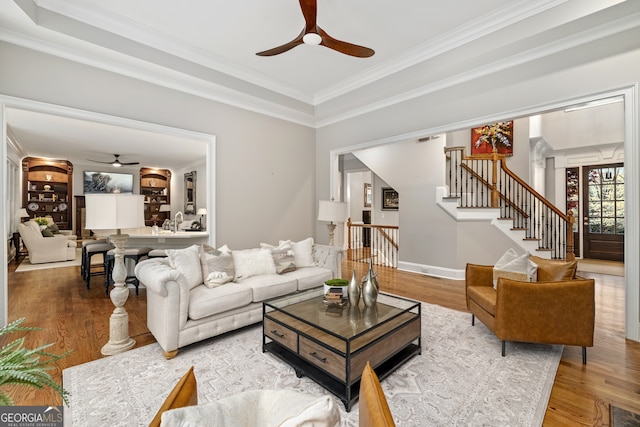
[135,239,343,358]
[18,220,77,264]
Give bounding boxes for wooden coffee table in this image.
[263,287,421,411]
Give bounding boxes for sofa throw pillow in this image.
[529,255,577,281]
[47,223,61,234]
[260,242,296,274]
[493,248,537,288]
[41,228,54,237]
[284,237,314,268]
[232,248,276,282]
[166,245,203,290]
[200,244,234,288]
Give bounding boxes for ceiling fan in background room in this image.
[256,0,375,58]
[87,154,140,168]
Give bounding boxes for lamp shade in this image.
[196,208,207,215]
[85,194,145,230]
[318,200,348,223]
[16,208,29,218]
[159,204,172,212]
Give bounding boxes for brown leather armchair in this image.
[465,259,595,364]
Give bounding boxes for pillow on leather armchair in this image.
[529,256,577,281]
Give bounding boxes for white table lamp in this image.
[197,208,207,229]
[16,208,29,221]
[85,194,145,356]
[318,200,348,246]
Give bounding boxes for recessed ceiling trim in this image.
[14,0,316,106]
[18,0,567,108]
[0,27,317,128]
[314,0,568,105]
[316,9,640,128]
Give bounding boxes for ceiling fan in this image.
[256,0,374,58]
[87,154,140,168]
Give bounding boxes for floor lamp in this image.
[318,200,348,246]
[85,194,145,356]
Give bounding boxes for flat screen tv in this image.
[83,171,134,194]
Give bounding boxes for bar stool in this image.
[80,238,107,278]
[84,241,114,289]
[104,247,152,296]
[147,249,168,258]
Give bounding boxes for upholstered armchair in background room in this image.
[465,256,595,363]
[18,220,76,264]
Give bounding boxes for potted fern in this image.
[0,318,71,406]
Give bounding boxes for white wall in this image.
[0,41,316,250]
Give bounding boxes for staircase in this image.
[438,147,575,260]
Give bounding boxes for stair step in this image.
[511,227,527,231]
[523,238,541,241]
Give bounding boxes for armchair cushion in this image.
[529,256,577,281]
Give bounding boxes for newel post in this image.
[490,148,500,208]
[566,211,576,261]
[346,217,353,261]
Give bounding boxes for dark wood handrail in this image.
[444,145,574,260]
[460,163,529,218]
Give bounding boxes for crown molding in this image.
[316,9,640,128]
[4,1,639,129]
[16,0,316,105]
[0,27,316,128]
[314,0,567,105]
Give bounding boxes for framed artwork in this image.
[471,121,514,156]
[364,183,372,207]
[83,171,134,194]
[382,187,399,210]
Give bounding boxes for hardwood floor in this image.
[4,257,639,426]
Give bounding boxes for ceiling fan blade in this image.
[87,159,114,164]
[318,27,375,58]
[256,29,305,56]
[299,0,318,33]
[87,154,140,166]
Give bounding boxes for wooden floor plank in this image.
[3,257,639,426]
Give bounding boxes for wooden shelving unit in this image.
[22,157,73,230]
[140,167,171,226]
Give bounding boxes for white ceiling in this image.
[0,0,633,166]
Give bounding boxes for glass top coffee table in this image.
[263,287,421,411]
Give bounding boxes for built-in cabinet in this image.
[22,157,73,230]
[140,167,171,226]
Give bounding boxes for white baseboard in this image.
[398,261,465,281]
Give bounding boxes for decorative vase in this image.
[362,259,379,308]
[347,269,360,307]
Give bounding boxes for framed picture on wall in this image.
[470,120,514,156]
[83,171,134,194]
[382,187,399,210]
[364,183,372,207]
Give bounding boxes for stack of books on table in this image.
[324,287,345,304]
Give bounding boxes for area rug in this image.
[62,303,562,426]
[15,249,102,272]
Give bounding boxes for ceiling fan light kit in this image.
[256,0,374,58]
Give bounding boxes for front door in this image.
[582,163,624,261]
